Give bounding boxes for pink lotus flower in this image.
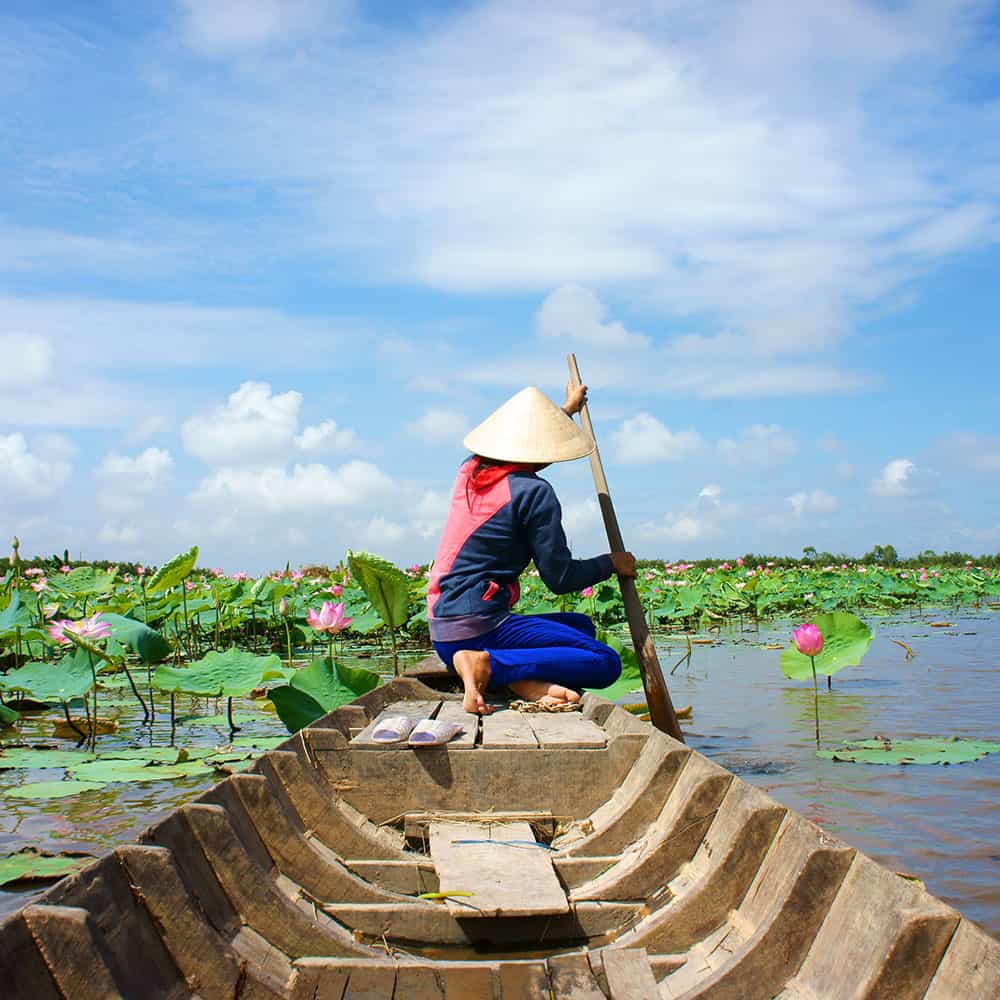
[307,601,352,634]
[30,577,47,593]
[48,613,112,645]
[42,603,59,619]
[24,567,44,577]
[59,564,72,573]
[736,557,744,567]
[136,565,145,576]
[330,583,343,597]
[581,586,594,598]
[792,623,824,658]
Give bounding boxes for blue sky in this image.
[2,0,999,572]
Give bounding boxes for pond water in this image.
[1,614,997,939]
[670,609,1000,937]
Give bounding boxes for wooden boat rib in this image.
[1,669,997,999]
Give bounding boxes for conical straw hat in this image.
[463,387,595,464]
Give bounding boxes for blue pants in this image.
[432,613,621,692]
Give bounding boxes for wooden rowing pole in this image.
[567,354,685,742]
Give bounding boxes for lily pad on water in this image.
[153,647,288,697]
[781,612,874,680]
[0,747,98,770]
[69,758,213,784]
[818,737,1000,766]
[0,703,18,726]
[6,779,108,799]
[0,848,96,887]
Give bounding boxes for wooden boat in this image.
[1,668,997,999]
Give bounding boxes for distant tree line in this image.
[638,545,1000,570]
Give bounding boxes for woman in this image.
[427,383,636,714]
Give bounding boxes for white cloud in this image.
[637,514,709,544]
[935,432,1000,475]
[612,414,704,464]
[561,496,600,536]
[405,409,469,444]
[178,0,339,56]
[787,489,838,517]
[98,523,140,546]
[182,382,360,465]
[183,382,300,464]
[0,433,72,501]
[361,516,405,546]
[698,484,722,505]
[636,484,737,544]
[127,416,171,444]
[294,419,358,452]
[718,425,797,468]
[97,448,174,492]
[0,333,52,388]
[409,489,450,540]
[191,460,392,512]
[871,457,916,497]
[536,285,651,350]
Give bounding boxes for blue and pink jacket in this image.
[427,457,614,642]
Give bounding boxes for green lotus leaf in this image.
[0,702,18,726]
[69,758,212,784]
[347,550,410,629]
[231,735,286,749]
[780,611,873,680]
[0,747,98,770]
[0,649,95,702]
[153,647,287,697]
[590,631,645,701]
[0,848,96,887]
[0,590,32,634]
[50,566,118,596]
[146,545,199,594]
[6,780,108,799]
[270,655,380,734]
[818,737,1000,766]
[101,613,172,663]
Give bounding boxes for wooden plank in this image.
[602,948,659,999]
[405,811,555,840]
[546,953,606,999]
[481,708,539,748]
[429,821,569,918]
[434,700,479,748]
[350,700,440,748]
[525,712,607,749]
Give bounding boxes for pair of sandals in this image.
[372,716,464,747]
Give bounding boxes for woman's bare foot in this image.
[509,679,582,707]
[453,650,492,714]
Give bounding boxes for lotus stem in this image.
[120,660,149,721]
[810,654,820,748]
[227,696,239,736]
[62,701,86,742]
[86,650,98,749]
[389,626,398,676]
[284,619,294,672]
[170,692,176,746]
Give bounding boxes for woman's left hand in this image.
[563,382,588,416]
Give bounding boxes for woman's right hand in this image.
[610,551,637,578]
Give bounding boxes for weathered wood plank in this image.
[434,700,479,748]
[429,821,568,918]
[481,709,539,748]
[601,948,659,999]
[350,700,440,748]
[526,712,607,749]
[547,953,606,999]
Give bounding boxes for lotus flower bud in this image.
[792,623,824,657]
[278,597,289,617]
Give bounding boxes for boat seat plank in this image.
[434,699,479,748]
[547,953,607,999]
[481,708,539,748]
[429,820,569,918]
[601,948,659,999]
[351,700,441,748]
[526,712,607,749]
